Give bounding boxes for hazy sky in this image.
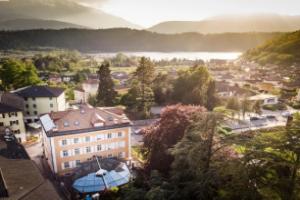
[77,0,300,27]
[1,0,300,27]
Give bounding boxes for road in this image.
[230,106,299,133]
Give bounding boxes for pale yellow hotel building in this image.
[40,105,131,174]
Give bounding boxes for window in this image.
[34,111,38,115]
[1,114,5,118]
[32,97,36,101]
[107,143,113,150]
[25,104,29,108]
[8,113,11,117]
[26,111,30,115]
[107,133,112,139]
[0,122,3,127]
[62,150,68,157]
[97,145,102,151]
[62,139,67,146]
[75,160,81,167]
[10,121,13,126]
[49,97,53,100]
[86,146,91,153]
[74,148,80,155]
[119,141,125,148]
[15,120,19,125]
[118,132,123,138]
[96,135,102,140]
[74,138,79,144]
[24,97,28,101]
[64,162,70,169]
[50,103,53,108]
[85,136,90,142]
[33,104,37,108]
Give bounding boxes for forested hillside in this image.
[244,30,300,66]
[0,29,280,52]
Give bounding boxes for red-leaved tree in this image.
[143,104,206,174]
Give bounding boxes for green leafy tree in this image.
[134,57,155,107]
[0,58,41,90]
[169,112,260,200]
[241,97,252,119]
[206,80,218,111]
[152,73,173,105]
[172,65,217,110]
[121,80,140,110]
[96,62,117,106]
[252,100,262,116]
[244,113,300,200]
[226,97,240,118]
[123,57,155,118]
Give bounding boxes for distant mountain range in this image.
[0,19,87,30]
[1,1,300,34]
[0,0,141,30]
[0,29,280,52]
[148,14,300,34]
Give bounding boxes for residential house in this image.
[40,105,131,174]
[74,88,88,103]
[14,86,66,123]
[0,92,26,142]
[48,74,62,84]
[61,72,76,83]
[82,79,99,96]
[216,81,250,98]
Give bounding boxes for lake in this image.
[88,52,242,61]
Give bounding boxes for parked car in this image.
[133,128,143,135]
[250,117,260,121]
[282,111,291,118]
[266,115,277,120]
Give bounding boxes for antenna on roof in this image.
[94,156,109,190]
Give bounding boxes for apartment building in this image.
[14,86,66,123]
[0,92,26,142]
[40,105,131,174]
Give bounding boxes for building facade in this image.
[74,88,88,103]
[82,79,99,96]
[14,86,66,123]
[0,92,26,142]
[40,105,131,174]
